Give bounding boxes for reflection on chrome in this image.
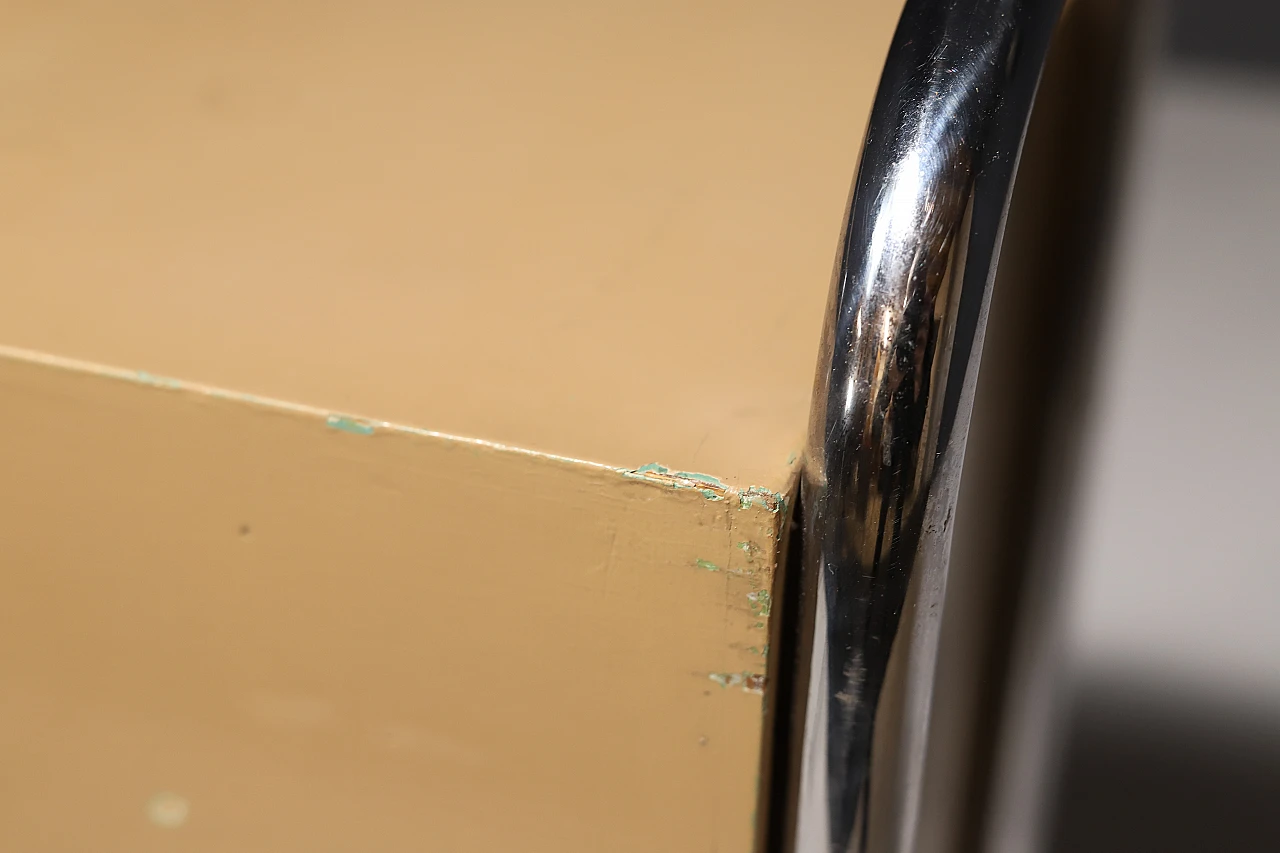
[780,1,1065,851]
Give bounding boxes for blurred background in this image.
[1041,1,1279,850]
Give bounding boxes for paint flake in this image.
[326,415,375,435]
[707,671,765,694]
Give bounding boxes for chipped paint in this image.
[786,451,798,465]
[134,370,181,390]
[623,463,730,499]
[326,414,375,436]
[694,559,720,572]
[738,485,788,514]
[0,349,800,521]
[621,461,788,512]
[747,590,772,617]
[672,470,726,488]
[709,672,743,688]
[708,671,765,694]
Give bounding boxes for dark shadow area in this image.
[758,496,806,853]
[1050,676,1280,853]
[1168,0,1280,73]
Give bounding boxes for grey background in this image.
[1047,1,1279,849]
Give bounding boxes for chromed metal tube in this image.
[784,2,1064,851]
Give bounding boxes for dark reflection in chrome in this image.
[780,1,1065,851]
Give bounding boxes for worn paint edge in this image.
[0,344,622,468]
[620,462,789,514]
[0,345,793,509]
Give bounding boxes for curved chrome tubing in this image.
[783,2,1065,851]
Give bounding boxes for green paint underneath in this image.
[326,415,375,436]
[673,470,726,488]
[694,559,720,572]
[134,371,181,390]
[738,486,789,514]
[619,463,791,513]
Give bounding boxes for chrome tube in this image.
[782,2,1064,851]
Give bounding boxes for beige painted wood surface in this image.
[0,352,787,851]
[1,0,901,490]
[0,1,903,849]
